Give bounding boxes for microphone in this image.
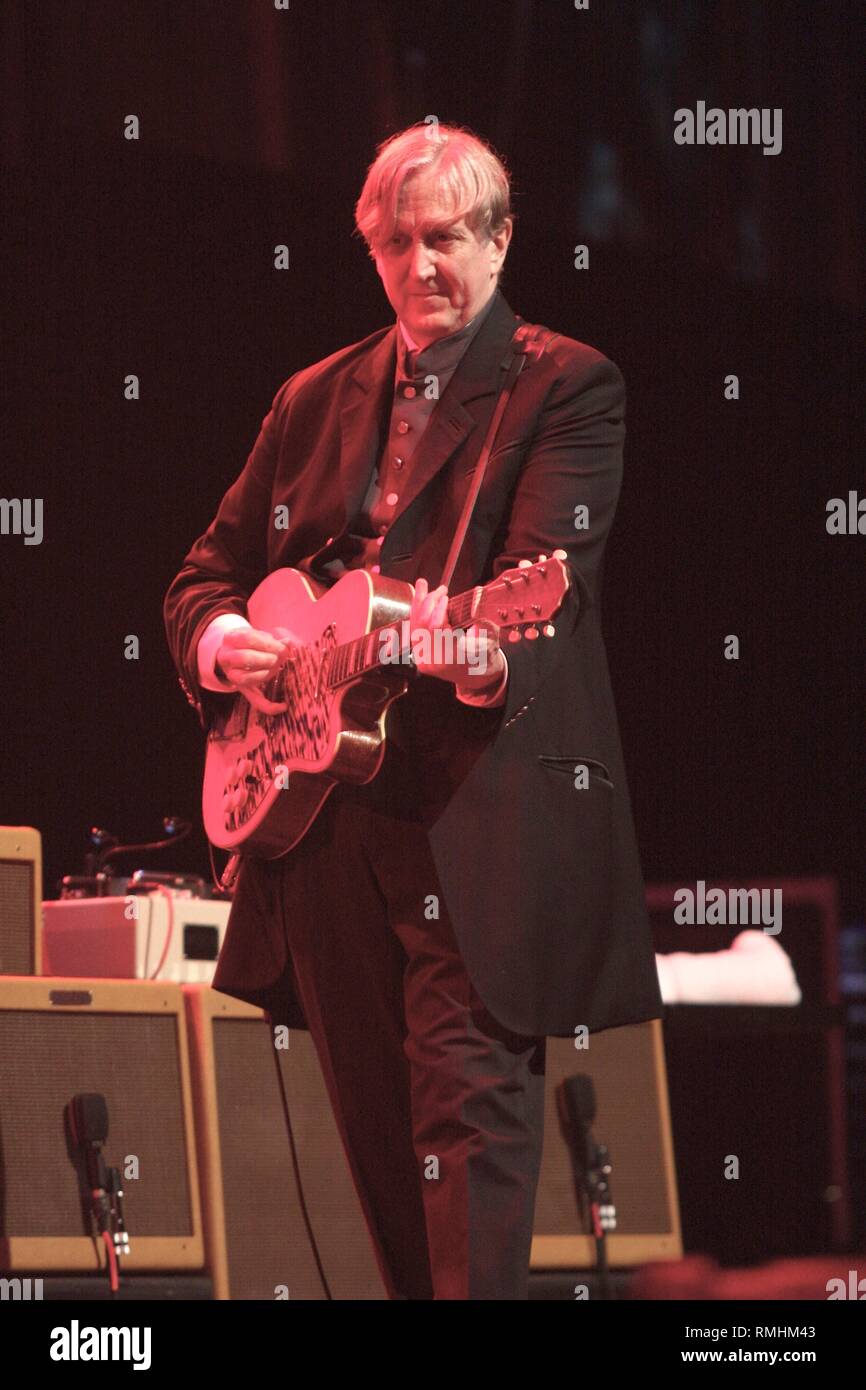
[70,1093,109,1189]
[556,1073,617,1297]
[69,1093,112,1233]
[68,1093,130,1274]
[558,1073,597,1173]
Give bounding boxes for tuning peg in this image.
[552,549,567,560]
[507,628,522,643]
[543,623,555,637]
[536,553,548,562]
[525,626,539,640]
[518,559,532,569]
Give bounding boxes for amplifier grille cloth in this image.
[534,1030,673,1234]
[0,859,34,974]
[214,1018,385,1300]
[0,1012,192,1236]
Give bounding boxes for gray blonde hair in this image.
[354,122,513,255]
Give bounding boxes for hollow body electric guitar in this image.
[202,553,570,857]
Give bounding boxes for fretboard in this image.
[325,586,479,690]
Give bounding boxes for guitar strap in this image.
[438,319,559,591]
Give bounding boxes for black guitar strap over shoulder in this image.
[439,319,559,590]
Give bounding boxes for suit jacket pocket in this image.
[537,754,614,789]
[534,752,617,936]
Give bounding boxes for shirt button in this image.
[385,491,399,506]
[378,524,387,535]
[371,564,380,573]
[403,385,417,398]
[396,420,410,435]
[393,457,404,470]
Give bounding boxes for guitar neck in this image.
[325,585,478,691]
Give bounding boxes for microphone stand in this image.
[582,1140,617,1300]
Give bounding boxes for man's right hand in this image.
[215,626,289,715]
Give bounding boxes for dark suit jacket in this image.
[164,288,663,1037]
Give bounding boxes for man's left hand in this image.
[409,577,506,693]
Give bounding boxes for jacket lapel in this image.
[338,327,397,524]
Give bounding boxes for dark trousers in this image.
[271,775,547,1300]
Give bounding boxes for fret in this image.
[447,590,474,627]
[325,582,482,689]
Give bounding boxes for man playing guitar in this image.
[164,122,662,1300]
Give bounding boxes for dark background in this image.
[2,0,863,916]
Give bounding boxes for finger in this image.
[240,686,288,715]
[226,665,279,686]
[467,620,500,643]
[418,594,447,631]
[422,597,447,631]
[411,592,449,636]
[413,598,436,626]
[227,629,287,655]
[227,650,282,676]
[410,594,434,624]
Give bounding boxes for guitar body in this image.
[201,553,569,858]
[203,567,412,857]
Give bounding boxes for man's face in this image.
[373,174,512,348]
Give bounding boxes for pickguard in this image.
[217,624,338,834]
[266,624,337,765]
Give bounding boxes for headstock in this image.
[474,550,570,641]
